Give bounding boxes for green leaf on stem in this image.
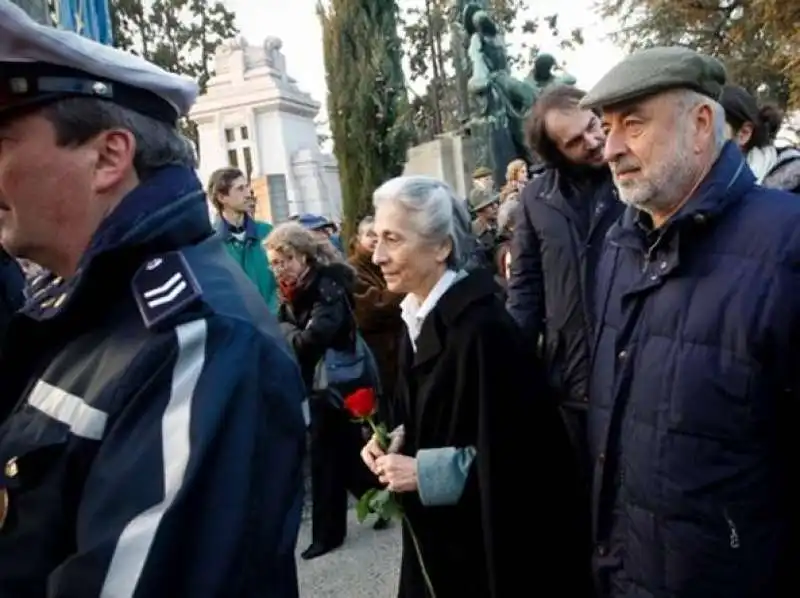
[378,491,404,519]
[369,489,404,520]
[356,488,380,523]
[375,422,390,451]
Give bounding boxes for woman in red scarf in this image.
[265,223,380,560]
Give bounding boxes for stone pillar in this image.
[403,133,476,199]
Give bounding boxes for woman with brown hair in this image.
[499,158,528,203]
[265,222,382,560]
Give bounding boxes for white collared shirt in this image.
[400,269,467,352]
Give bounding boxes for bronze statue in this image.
[462,2,536,184]
[528,53,577,98]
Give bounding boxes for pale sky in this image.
[223,0,626,118]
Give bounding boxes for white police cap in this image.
[0,0,199,125]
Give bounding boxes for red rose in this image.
[344,388,376,419]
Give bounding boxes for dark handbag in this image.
[312,298,382,409]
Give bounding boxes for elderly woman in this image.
[348,216,404,412]
[360,176,589,597]
[265,222,377,560]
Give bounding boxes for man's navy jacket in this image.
[0,166,307,597]
[590,143,800,597]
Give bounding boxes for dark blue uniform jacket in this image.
[0,166,307,598]
[589,142,800,597]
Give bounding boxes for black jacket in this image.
[0,167,307,598]
[277,262,357,392]
[507,166,622,408]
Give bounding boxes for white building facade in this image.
[191,37,342,224]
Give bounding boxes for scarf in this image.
[277,267,312,305]
[746,145,779,184]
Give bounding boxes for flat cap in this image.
[472,166,493,179]
[468,188,499,213]
[0,0,198,125]
[580,46,726,110]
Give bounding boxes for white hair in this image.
[372,176,474,270]
[675,89,727,154]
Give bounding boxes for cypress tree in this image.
[319,0,411,244]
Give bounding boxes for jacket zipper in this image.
[723,509,740,549]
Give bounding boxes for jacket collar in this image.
[215,213,259,241]
[21,166,212,322]
[84,165,211,262]
[411,270,499,369]
[533,165,616,233]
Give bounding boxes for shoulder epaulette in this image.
[131,251,202,330]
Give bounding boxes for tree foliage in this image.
[402,0,584,141]
[598,0,800,107]
[319,0,412,242]
[110,0,236,92]
[108,0,236,150]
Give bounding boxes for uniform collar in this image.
[20,166,211,322]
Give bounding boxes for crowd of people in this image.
[1,1,800,597]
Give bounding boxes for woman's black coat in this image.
[388,270,593,597]
[276,262,356,391]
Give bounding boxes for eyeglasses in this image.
[269,255,296,271]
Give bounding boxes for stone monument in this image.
[191,37,342,224]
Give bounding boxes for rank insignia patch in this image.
[131,252,202,330]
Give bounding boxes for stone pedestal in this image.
[191,37,342,223]
[402,133,479,199]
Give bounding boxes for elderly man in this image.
[585,46,800,598]
[0,3,306,597]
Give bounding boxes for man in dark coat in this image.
[0,250,24,343]
[585,46,800,598]
[0,5,306,596]
[507,84,623,481]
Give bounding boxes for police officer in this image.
[0,3,307,597]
